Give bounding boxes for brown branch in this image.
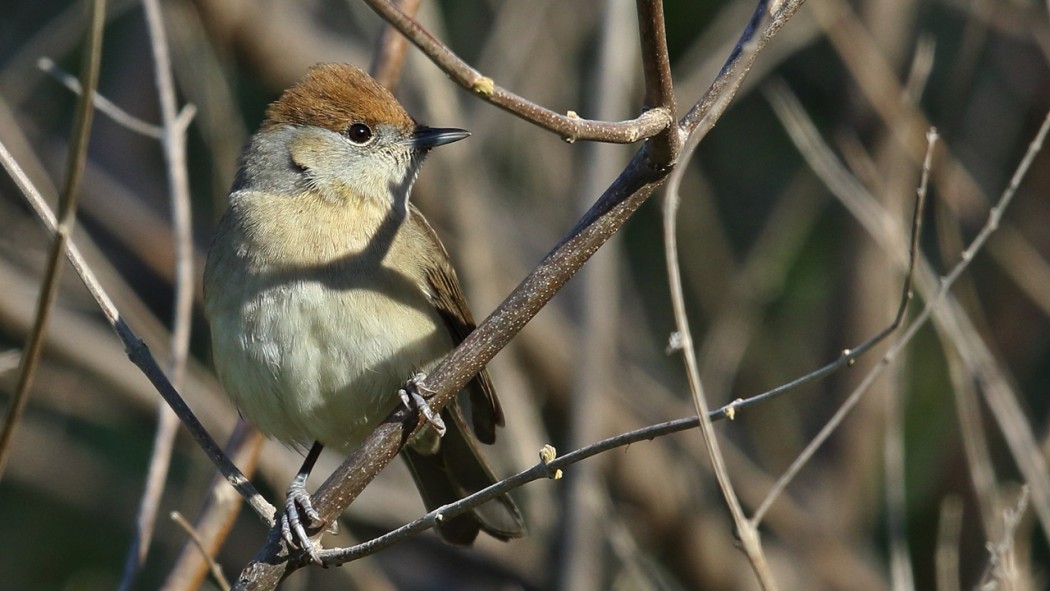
[170,511,233,591]
[0,0,106,480]
[231,2,811,587]
[361,0,673,143]
[234,140,668,591]
[162,422,266,591]
[681,0,802,139]
[369,0,422,91]
[662,5,781,587]
[0,140,276,526]
[118,1,199,588]
[636,0,679,163]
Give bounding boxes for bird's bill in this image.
[404,126,470,149]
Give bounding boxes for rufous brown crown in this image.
[263,63,414,133]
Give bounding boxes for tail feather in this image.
[401,401,526,544]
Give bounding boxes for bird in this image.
[203,63,525,562]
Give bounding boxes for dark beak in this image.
[403,126,470,149]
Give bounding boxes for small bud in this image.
[539,444,562,480]
[472,76,495,96]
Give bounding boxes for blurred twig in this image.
[0,0,106,481]
[231,0,809,587]
[0,141,276,525]
[936,496,964,591]
[885,39,936,591]
[171,511,233,591]
[561,2,637,589]
[117,0,199,588]
[0,350,19,375]
[978,487,1029,589]
[663,4,780,587]
[37,56,164,138]
[162,422,266,591]
[368,0,421,91]
[757,105,1050,532]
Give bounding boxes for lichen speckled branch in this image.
[361,0,674,144]
[232,1,811,587]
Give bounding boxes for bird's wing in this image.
[409,205,504,444]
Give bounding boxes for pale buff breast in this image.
[204,190,454,451]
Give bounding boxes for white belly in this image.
[209,275,451,452]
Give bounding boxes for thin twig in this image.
[886,42,936,591]
[661,3,782,587]
[232,1,810,586]
[754,108,1050,524]
[0,0,106,481]
[38,56,164,138]
[0,140,276,525]
[665,150,779,589]
[171,511,233,591]
[561,2,637,588]
[635,0,679,162]
[117,1,199,589]
[369,0,421,91]
[361,0,673,144]
[162,422,266,591]
[770,75,1050,545]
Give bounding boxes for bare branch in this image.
[118,1,201,588]
[369,0,421,91]
[0,140,276,526]
[361,0,673,143]
[171,511,233,591]
[38,56,164,138]
[935,497,963,591]
[0,0,106,481]
[754,108,1050,525]
[230,3,813,587]
[661,6,780,586]
[636,0,680,162]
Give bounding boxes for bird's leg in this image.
[281,441,325,564]
[399,372,446,436]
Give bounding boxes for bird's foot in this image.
[399,372,446,436]
[280,475,325,564]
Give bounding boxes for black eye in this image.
[347,123,373,145]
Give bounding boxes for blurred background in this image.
[1,0,1049,589]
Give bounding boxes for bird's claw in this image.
[399,373,446,436]
[281,478,324,564]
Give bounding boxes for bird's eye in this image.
[346,123,374,145]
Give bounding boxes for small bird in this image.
[203,63,525,560]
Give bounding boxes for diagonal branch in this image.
[231,1,811,588]
[0,139,276,526]
[636,0,679,163]
[118,0,200,588]
[361,0,673,143]
[0,0,106,481]
[368,0,422,91]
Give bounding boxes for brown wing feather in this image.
[408,205,503,443]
